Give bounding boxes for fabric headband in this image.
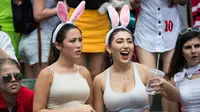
[105,26,131,45]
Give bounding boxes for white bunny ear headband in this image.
[105,5,130,45]
[52,1,85,43]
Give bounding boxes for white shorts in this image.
[18,29,51,65]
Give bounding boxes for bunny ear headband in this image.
[105,5,130,45]
[52,1,85,43]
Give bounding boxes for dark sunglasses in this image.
[1,73,23,83]
[179,27,200,35]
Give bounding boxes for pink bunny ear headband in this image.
[52,1,85,43]
[105,5,131,45]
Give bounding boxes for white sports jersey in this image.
[134,0,181,53]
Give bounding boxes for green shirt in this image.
[0,1,14,32]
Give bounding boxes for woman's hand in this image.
[149,77,166,94]
[75,105,96,112]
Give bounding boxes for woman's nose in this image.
[191,46,197,53]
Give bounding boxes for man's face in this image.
[0,64,22,95]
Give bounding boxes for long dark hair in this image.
[102,28,134,71]
[48,24,82,65]
[166,31,200,80]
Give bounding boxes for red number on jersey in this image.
[165,20,173,32]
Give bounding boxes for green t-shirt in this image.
[0,0,14,32]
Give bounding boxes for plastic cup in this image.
[146,68,165,95]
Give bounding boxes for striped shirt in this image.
[192,0,200,27]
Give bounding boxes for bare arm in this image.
[161,79,180,112]
[93,74,105,112]
[80,66,94,107]
[162,97,179,112]
[152,77,181,102]
[33,0,57,22]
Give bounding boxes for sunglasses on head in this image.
[179,27,200,35]
[1,73,23,83]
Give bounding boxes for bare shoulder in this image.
[36,67,53,84]
[134,62,150,84]
[78,65,91,79]
[134,62,150,74]
[93,70,106,90]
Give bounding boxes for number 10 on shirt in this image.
[165,20,173,32]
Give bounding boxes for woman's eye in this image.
[70,39,76,43]
[128,40,133,43]
[116,41,123,43]
[184,46,191,49]
[194,44,200,48]
[79,38,82,42]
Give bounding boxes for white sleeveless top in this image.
[176,77,200,112]
[103,63,149,112]
[134,0,180,53]
[47,66,90,109]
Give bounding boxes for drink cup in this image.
[146,68,165,95]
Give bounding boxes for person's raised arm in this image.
[151,77,181,102]
[93,73,106,112]
[33,0,57,22]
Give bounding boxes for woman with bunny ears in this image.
[66,0,111,79]
[33,1,95,112]
[93,5,150,112]
[93,5,181,112]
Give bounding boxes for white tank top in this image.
[176,77,200,112]
[47,66,90,109]
[103,63,149,112]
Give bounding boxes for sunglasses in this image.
[0,73,23,83]
[179,27,200,35]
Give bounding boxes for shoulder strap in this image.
[78,66,86,78]
[48,66,55,74]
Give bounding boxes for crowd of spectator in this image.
[0,0,200,112]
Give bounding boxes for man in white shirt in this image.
[0,30,17,60]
